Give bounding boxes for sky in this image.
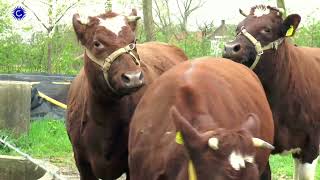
[4,0,320,35]
[189,0,320,29]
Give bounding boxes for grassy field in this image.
[0,119,75,169]
[0,120,319,179]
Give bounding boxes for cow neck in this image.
[84,55,120,102]
[255,39,293,104]
[86,85,128,127]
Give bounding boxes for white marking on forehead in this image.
[77,14,89,24]
[254,8,270,17]
[243,155,254,163]
[98,15,126,36]
[228,151,254,171]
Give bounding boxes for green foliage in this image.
[270,155,320,179]
[293,18,320,47]
[174,35,212,58]
[0,26,83,74]
[0,0,12,35]
[0,7,319,75]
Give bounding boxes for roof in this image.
[212,20,228,39]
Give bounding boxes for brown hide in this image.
[129,58,274,180]
[66,42,187,180]
[222,5,320,164]
[259,41,320,163]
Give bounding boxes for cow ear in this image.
[241,113,260,135]
[72,13,88,45]
[127,9,140,32]
[170,106,202,149]
[281,14,301,37]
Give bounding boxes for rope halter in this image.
[85,43,140,94]
[238,26,283,70]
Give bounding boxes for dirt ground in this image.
[53,163,126,180]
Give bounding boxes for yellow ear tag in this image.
[286,25,294,37]
[175,131,184,145]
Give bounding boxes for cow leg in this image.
[293,156,319,180]
[126,171,130,180]
[77,161,98,180]
[74,153,98,180]
[293,158,300,180]
[259,161,271,180]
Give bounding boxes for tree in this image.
[105,0,112,11]
[0,0,12,35]
[153,0,175,40]
[142,0,155,41]
[21,0,78,74]
[276,0,286,17]
[196,20,214,39]
[176,0,206,32]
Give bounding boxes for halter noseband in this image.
[85,43,140,94]
[238,26,283,69]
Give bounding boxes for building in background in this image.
[210,20,228,56]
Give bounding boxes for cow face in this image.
[73,10,144,95]
[223,5,301,68]
[172,108,273,179]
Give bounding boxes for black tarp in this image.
[0,73,74,120]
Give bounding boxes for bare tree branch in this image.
[54,2,78,25]
[153,0,172,29]
[174,0,206,32]
[153,0,165,27]
[39,0,50,6]
[176,0,184,22]
[21,1,50,31]
[196,19,214,38]
[188,0,205,14]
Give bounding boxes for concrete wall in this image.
[0,155,46,180]
[0,81,30,136]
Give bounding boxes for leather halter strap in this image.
[85,43,140,93]
[238,27,283,70]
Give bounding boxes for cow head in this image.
[171,107,274,179]
[73,9,143,96]
[223,5,301,70]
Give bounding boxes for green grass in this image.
[0,119,74,167]
[270,155,320,180]
[1,120,320,179]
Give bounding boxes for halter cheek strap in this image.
[239,27,283,70]
[85,43,140,93]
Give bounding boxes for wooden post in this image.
[0,81,31,136]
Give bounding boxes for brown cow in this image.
[223,5,320,180]
[66,10,187,180]
[129,58,274,180]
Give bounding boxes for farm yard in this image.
[1,0,320,180]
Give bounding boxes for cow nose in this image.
[223,43,241,57]
[121,71,144,88]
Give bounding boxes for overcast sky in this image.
[6,0,320,34]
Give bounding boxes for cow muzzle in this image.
[121,70,144,89]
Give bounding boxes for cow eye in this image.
[262,27,272,33]
[93,40,104,49]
